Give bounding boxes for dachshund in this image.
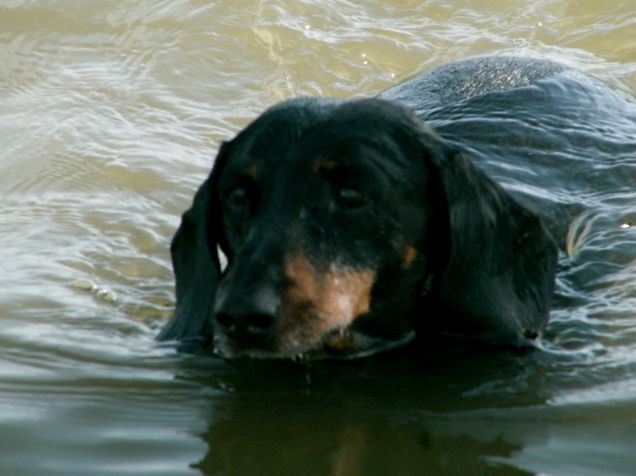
[158,56,561,359]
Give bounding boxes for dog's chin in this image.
[213,329,416,361]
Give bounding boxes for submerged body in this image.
[159,56,635,359]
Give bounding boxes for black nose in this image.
[214,310,276,342]
[213,290,279,344]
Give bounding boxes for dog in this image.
[158,56,563,359]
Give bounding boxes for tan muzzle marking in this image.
[283,253,376,333]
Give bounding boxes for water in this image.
[1,1,635,475]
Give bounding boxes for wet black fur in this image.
[158,56,560,354]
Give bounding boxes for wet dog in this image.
[158,56,560,359]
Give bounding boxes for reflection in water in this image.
[179,347,545,476]
[197,409,531,476]
[180,341,635,476]
[186,352,534,476]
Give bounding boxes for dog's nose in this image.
[213,289,279,344]
[214,310,276,342]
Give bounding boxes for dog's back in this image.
[380,56,566,113]
[383,56,636,241]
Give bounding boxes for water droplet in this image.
[96,288,117,302]
[72,280,95,291]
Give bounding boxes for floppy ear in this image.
[425,148,559,346]
[157,146,229,348]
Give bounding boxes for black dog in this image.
[158,56,562,359]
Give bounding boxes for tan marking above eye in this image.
[243,164,259,179]
[313,159,339,174]
[401,246,418,269]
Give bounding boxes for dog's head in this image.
[159,98,557,359]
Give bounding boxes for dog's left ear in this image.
[423,145,559,346]
[157,145,230,348]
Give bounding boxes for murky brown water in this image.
[1,1,635,475]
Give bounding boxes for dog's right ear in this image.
[157,143,231,349]
[421,144,558,347]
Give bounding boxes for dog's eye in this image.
[334,186,368,209]
[226,187,249,209]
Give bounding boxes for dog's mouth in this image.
[213,326,416,361]
[209,250,423,360]
[316,327,416,359]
